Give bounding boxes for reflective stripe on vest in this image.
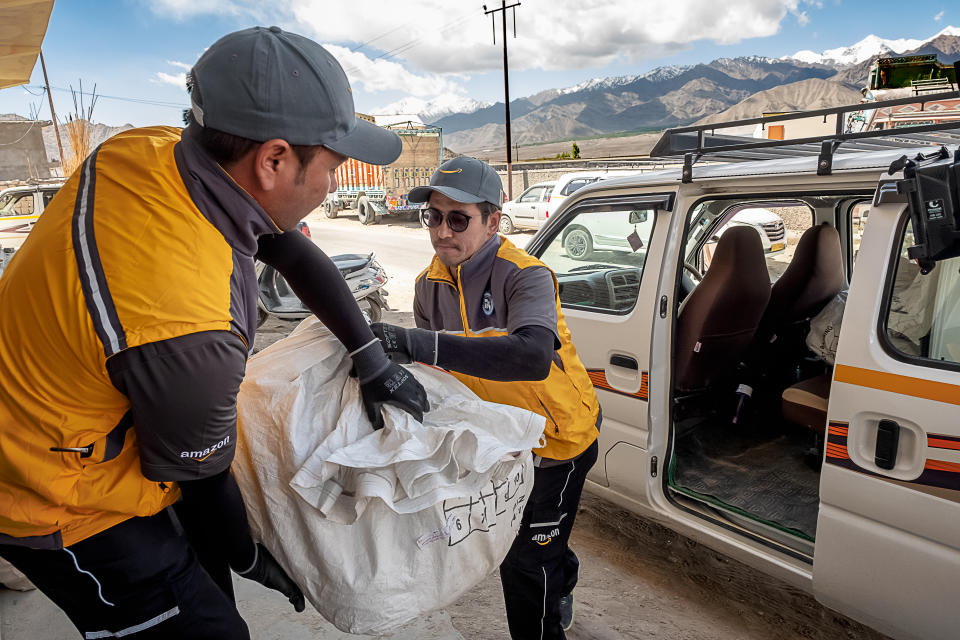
[71,147,128,357]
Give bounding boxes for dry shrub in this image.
[60,81,98,178]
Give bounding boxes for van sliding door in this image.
[814,196,960,640]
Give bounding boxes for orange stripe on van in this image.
[929,438,960,452]
[586,369,648,400]
[828,425,848,437]
[834,365,960,407]
[925,459,960,474]
[826,444,850,460]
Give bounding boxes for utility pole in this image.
[39,50,65,174]
[483,1,520,201]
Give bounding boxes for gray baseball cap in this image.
[189,26,401,166]
[408,156,504,208]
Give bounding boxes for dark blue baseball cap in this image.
[189,26,401,166]
[408,156,504,208]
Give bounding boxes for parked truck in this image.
[323,117,443,225]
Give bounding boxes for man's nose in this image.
[436,219,454,239]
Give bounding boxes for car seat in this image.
[755,223,846,347]
[772,225,846,435]
[674,226,770,392]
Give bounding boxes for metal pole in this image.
[39,50,65,175]
[501,0,512,201]
[485,1,519,202]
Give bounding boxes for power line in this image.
[25,85,188,109]
[341,13,475,76]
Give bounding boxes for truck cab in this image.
[524,106,960,640]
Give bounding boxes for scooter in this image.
[256,223,390,327]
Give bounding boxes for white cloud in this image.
[149,0,810,75]
[934,10,945,21]
[323,44,466,96]
[154,71,187,87]
[795,11,810,26]
[166,60,192,71]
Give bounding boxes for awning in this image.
[0,0,56,90]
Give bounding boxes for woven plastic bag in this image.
[234,318,543,634]
[806,290,847,365]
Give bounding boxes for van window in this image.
[883,219,960,366]
[561,178,599,196]
[0,192,34,217]
[850,201,870,267]
[42,189,58,208]
[538,201,655,314]
[686,201,813,283]
[519,186,545,203]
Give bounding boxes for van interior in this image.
[667,195,870,556]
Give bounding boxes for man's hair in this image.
[478,201,499,222]
[183,78,323,184]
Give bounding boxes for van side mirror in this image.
[629,210,649,224]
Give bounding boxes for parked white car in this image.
[559,205,785,261]
[499,181,554,233]
[548,171,638,216]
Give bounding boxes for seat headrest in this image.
[770,223,845,322]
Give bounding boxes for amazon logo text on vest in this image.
[180,435,231,461]
[531,527,560,545]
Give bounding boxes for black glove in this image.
[236,543,305,613]
[370,322,438,365]
[359,361,430,430]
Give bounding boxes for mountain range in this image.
[417,27,960,154]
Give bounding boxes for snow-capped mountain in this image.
[557,65,697,94]
[787,26,960,65]
[369,95,491,125]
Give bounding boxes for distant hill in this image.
[695,78,863,125]
[428,29,960,155]
[41,121,134,165]
[441,57,838,153]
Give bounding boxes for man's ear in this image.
[488,209,502,235]
[251,139,293,192]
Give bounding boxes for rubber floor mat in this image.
[671,421,821,539]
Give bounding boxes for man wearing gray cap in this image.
[370,157,601,639]
[0,26,427,638]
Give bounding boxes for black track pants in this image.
[500,439,598,640]
[0,509,249,639]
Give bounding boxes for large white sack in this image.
[234,318,543,634]
[806,290,847,365]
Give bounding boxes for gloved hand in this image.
[359,361,430,430]
[370,322,438,365]
[236,543,305,612]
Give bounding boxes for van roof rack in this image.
[650,87,960,182]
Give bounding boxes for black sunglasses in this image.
[420,207,474,233]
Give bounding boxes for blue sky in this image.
[1,0,955,127]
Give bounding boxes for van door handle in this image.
[610,355,638,370]
[875,419,901,470]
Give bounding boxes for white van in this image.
[0,181,65,250]
[524,110,960,640]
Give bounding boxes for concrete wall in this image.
[0,120,53,182]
